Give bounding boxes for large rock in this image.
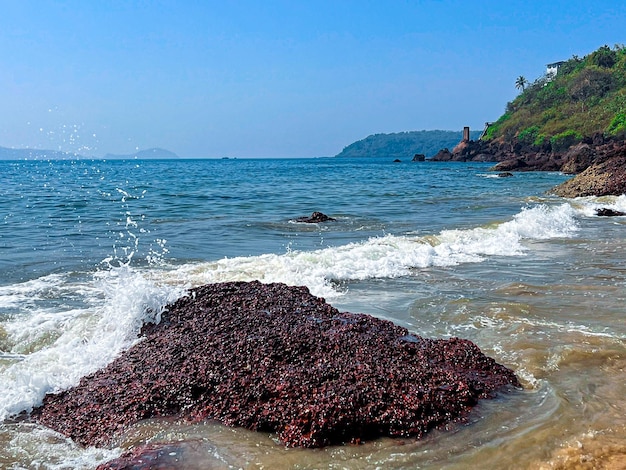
[32,281,520,449]
[551,154,626,197]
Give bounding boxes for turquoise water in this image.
[1,157,625,469]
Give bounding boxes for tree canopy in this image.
[484,44,626,145]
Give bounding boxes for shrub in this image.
[518,126,540,145]
[550,130,583,152]
[607,112,626,136]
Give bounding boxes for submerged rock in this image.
[295,211,336,223]
[32,281,520,449]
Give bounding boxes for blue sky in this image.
[1,1,624,158]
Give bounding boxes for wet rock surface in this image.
[596,208,626,216]
[32,281,520,449]
[295,211,336,223]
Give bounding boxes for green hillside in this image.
[484,44,626,150]
[335,130,481,158]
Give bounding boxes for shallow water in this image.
[1,158,625,469]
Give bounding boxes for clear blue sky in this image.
[1,1,624,158]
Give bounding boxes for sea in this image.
[0,157,625,469]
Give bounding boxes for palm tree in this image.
[515,75,528,91]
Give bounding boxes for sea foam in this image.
[169,203,579,299]
[0,266,184,421]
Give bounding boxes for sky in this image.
[1,1,625,158]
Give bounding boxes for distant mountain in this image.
[0,146,180,161]
[103,148,180,160]
[0,146,80,160]
[334,130,482,158]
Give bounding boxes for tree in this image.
[515,75,529,91]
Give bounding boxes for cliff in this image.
[433,45,626,197]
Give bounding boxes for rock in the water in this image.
[32,281,520,449]
[497,172,514,178]
[596,208,626,217]
[295,211,336,223]
[412,153,426,162]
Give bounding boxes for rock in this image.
[393,158,402,163]
[295,211,336,223]
[560,143,596,174]
[497,172,514,178]
[551,154,626,197]
[412,153,426,162]
[490,158,528,172]
[32,281,520,449]
[431,148,453,161]
[596,208,626,216]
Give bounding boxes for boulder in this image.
[596,208,626,216]
[431,148,453,161]
[560,143,596,174]
[490,158,529,172]
[412,153,426,162]
[551,154,626,197]
[32,281,520,449]
[295,211,336,223]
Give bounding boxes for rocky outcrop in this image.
[430,133,626,197]
[295,211,336,223]
[551,153,626,197]
[32,281,520,449]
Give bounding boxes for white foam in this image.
[568,194,626,217]
[0,266,184,421]
[168,203,579,299]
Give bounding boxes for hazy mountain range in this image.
[0,146,179,161]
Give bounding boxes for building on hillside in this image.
[546,61,566,80]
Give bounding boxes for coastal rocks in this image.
[551,153,626,197]
[295,211,336,223]
[431,148,453,161]
[596,208,626,216]
[32,281,520,449]
[412,153,426,161]
[489,158,528,172]
[497,172,514,178]
[560,143,597,174]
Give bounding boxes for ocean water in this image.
[0,157,625,469]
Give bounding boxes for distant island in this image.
[103,148,180,160]
[0,146,179,161]
[334,130,481,159]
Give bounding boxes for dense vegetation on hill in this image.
[335,130,481,158]
[484,45,626,150]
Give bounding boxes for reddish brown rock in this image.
[551,152,626,197]
[32,281,520,449]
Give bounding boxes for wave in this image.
[167,203,579,299]
[0,202,579,422]
[0,267,184,421]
